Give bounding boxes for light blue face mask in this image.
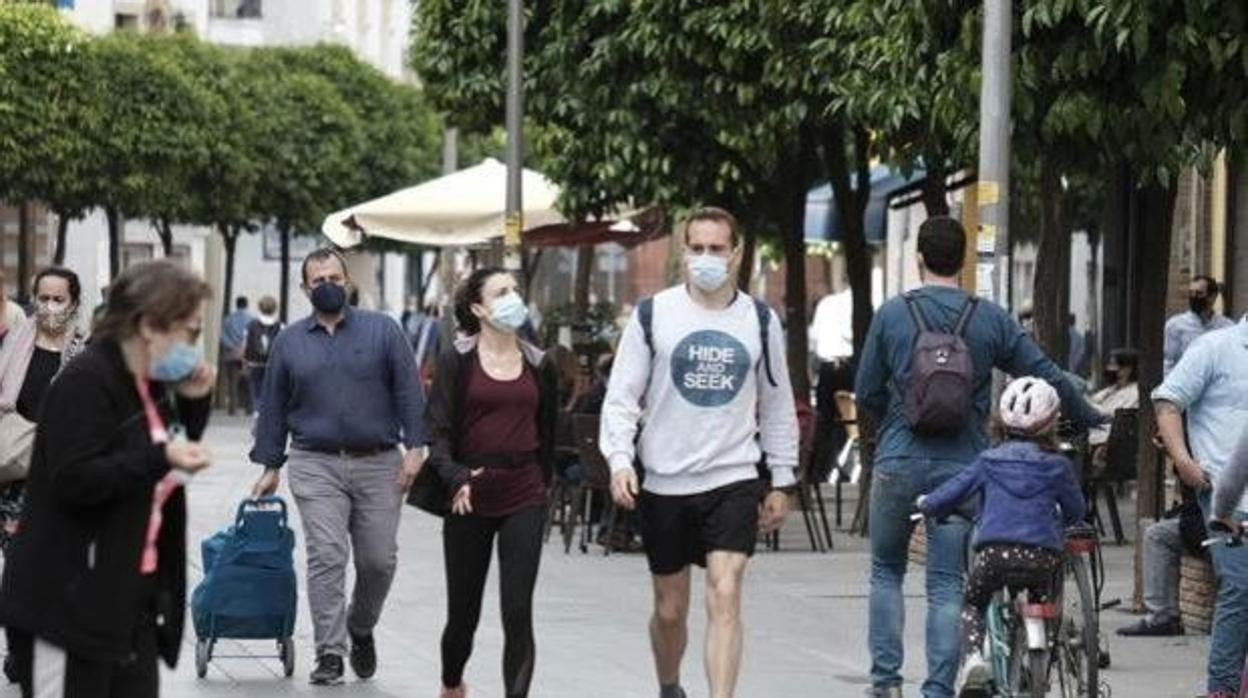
[488,292,529,333]
[687,254,730,292]
[150,341,201,383]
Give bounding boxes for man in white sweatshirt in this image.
[600,206,799,698]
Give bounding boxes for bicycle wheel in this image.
[1058,555,1099,697]
[1007,622,1049,697]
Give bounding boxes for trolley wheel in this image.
[279,637,295,678]
[194,639,212,679]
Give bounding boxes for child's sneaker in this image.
[955,651,990,697]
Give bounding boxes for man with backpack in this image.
[243,295,282,417]
[600,206,799,698]
[854,216,1101,698]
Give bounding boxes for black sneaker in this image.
[310,654,344,686]
[349,632,376,680]
[1116,617,1183,637]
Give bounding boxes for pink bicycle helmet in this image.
[999,376,1061,435]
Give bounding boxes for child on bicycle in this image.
[916,376,1086,697]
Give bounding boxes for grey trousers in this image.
[1142,517,1183,623]
[287,448,403,657]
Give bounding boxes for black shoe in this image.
[310,654,344,686]
[1116,617,1183,637]
[349,632,376,680]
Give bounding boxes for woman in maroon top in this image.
[425,268,559,698]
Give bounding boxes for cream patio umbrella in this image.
[320,158,566,248]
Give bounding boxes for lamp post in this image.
[976,0,1011,306]
[503,0,524,271]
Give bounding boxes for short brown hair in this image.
[301,247,350,285]
[257,295,278,315]
[94,260,212,340]
[682,206,741,248]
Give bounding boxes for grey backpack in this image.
[901,292,978,435]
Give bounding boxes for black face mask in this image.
[310,283,347,314]
[1103,369,1119,384]
[1189,295,1210,315]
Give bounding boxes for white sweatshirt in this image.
[600,286,799,496]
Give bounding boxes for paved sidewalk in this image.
[1,415,1212,696]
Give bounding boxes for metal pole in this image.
[976,0,1011,306]
[503,0,524,271]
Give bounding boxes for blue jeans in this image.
[869,458,971,698]
[1197,491,1248,694]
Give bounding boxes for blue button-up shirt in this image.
[249,307,426,468]
[1163,310,1234,375]
[1152,321,1248,511]
[221,309,253,352]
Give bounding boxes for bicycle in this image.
[912,514,1103,697]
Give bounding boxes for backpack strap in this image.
[953,297,979,337]
[902,291,931,332]
[753,298,779,388]
[638,297,655,358]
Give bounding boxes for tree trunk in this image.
[737,230,756,292]
[279,226,291,323]
[1131,177,1177,611]
[781,127,816,399]
[106,207,122,282]
[1032,157,1071,366]
[53,213,70,266]
[823,123,875,356]
[221,225,239,320]
[156,220,174,257]
[17,202,33,305]
[921,153,951,216]
[574,245,594,314]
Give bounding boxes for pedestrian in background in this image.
[1163,275,1232,376]
[0,260,215,698]
[0,268,27,350]
[242,295,282,417]
[250,248,426,686]
[220,296,254,415]
[422,267,558,698]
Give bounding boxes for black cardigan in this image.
[410,336,558,516]
[0,338,210,666]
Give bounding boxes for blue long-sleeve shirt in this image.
[854,285,1101,468]
[249,307,426,468]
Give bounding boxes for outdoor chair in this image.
[1085,407,1137,545]
[572,414,620,555]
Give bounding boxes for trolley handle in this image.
[235,495,288,526]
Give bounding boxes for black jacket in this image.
[0,338,210,666]
[242,319,282,365]
[412,336,558,514]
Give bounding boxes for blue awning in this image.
[805,165,924,244]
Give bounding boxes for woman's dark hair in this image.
[917,216,967,277]
[32,266,81,306]
[1109,348,1139,380]
[94,260,212,341]
[453,267,512,336]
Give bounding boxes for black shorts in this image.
[639,478,763,576]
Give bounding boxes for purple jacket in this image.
[919,440,1085,551]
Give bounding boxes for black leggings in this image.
[441,505,545,697]
[962,544,1063,655]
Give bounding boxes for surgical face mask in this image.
[487,292,528,333]
[310,282,348,314]
[687,254,730,292]
[35,301,74,334]
[150,341,201,383]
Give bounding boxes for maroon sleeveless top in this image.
[459,358,546,517]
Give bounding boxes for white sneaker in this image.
[955,652,990,697]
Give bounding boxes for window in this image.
[114,13,139,29]
[211,0,261,19]
[121,243,153,271]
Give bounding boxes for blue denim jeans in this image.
[1197,491,1248,694]
[869,458,971,698]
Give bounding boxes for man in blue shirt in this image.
[1153,320,1248,698]
[251,248,426,686]
[854,217,1100,698]
[1163,275,1233,375]
[220,296,254,415]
